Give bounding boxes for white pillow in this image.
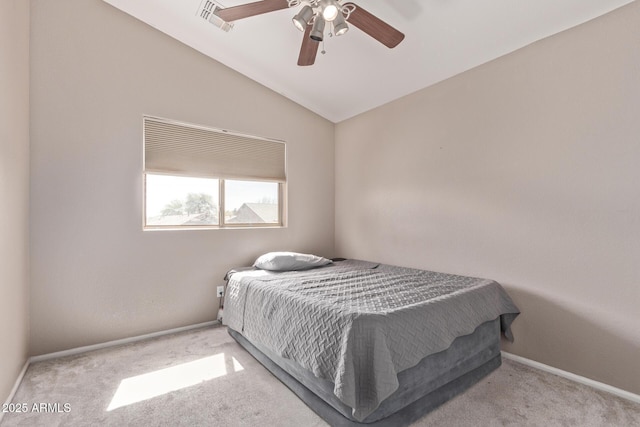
[253,252,332,272]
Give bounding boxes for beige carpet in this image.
[2,325,639,426]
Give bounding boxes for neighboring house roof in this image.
[147,213,217,226]
[227,203,278,224]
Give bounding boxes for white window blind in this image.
[144,117,286,182]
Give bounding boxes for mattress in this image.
[223,259,519,422]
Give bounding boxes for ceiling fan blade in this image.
[214,0,289,22]
[297,24,319,66]
[343,3,405,48]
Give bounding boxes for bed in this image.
[222,257,520,426]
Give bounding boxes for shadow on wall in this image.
[500,286,640,395]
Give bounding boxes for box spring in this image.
[228,317,501,426]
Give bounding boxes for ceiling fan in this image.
[214,0,405,66]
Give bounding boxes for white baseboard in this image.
[501,351,640,404]
[30,320,219,363]
[0,359,30,425]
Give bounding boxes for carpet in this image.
[2,325,639,426]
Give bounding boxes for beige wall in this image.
[29,0,334,355]
[335,2,640,394]
[0,0,30,403]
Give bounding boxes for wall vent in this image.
[197,0,233,32]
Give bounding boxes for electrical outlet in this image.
[217,286,225,297]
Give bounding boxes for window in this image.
[143,117,286,229]
[224,180,280,225]
[145,175,219,227]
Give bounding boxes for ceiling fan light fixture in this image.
[292,5,314,32]
[320,0,339,22]
[333,13,348,36]
[310,15,325,41]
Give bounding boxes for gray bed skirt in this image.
[228,318,502,426]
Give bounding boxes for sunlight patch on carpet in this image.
[107,353,244,411]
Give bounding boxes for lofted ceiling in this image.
[103,0,635,123]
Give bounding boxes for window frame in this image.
[143,173,286,230]
[142,116,287,231]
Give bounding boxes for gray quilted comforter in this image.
[223,260,519,421]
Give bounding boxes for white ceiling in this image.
[103,0,634,123]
